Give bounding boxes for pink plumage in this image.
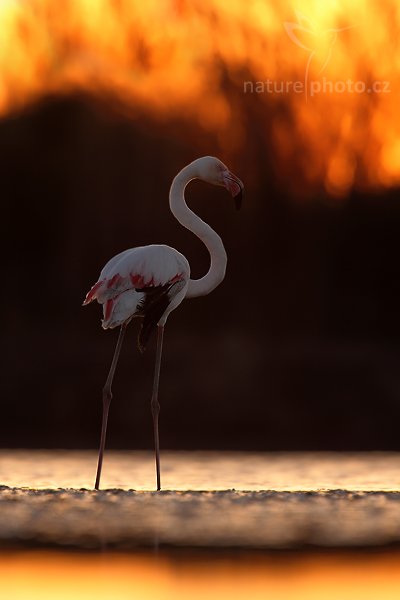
[84,244,189,334]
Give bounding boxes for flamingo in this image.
[83,156,243,490]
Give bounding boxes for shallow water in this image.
[1,451,400,549]
[1,449,400,491]
[2,451,400,598]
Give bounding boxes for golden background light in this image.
[0,0,399,197]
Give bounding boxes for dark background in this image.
[1,93,399,451]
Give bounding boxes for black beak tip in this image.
[235,188,243,210]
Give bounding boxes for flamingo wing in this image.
[135,279,186,351]
[83,244,189,349]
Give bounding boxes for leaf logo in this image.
[284,11,355,99]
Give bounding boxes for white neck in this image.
[169,164,227,298]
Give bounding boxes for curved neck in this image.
[169,166,227,298]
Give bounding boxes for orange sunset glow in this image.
[0,0,399,197]
[2,552,400,600]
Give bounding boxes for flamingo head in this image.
[194,156,244,210]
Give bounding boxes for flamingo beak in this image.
[234,185,243,211]
[223,171,244,210]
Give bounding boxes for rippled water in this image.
[1,451,400,549]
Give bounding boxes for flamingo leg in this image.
[95,323,127,490]
[151,325,164,491]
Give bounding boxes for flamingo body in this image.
[84,244,189,343]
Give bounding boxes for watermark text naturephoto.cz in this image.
[244,78,391,96]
